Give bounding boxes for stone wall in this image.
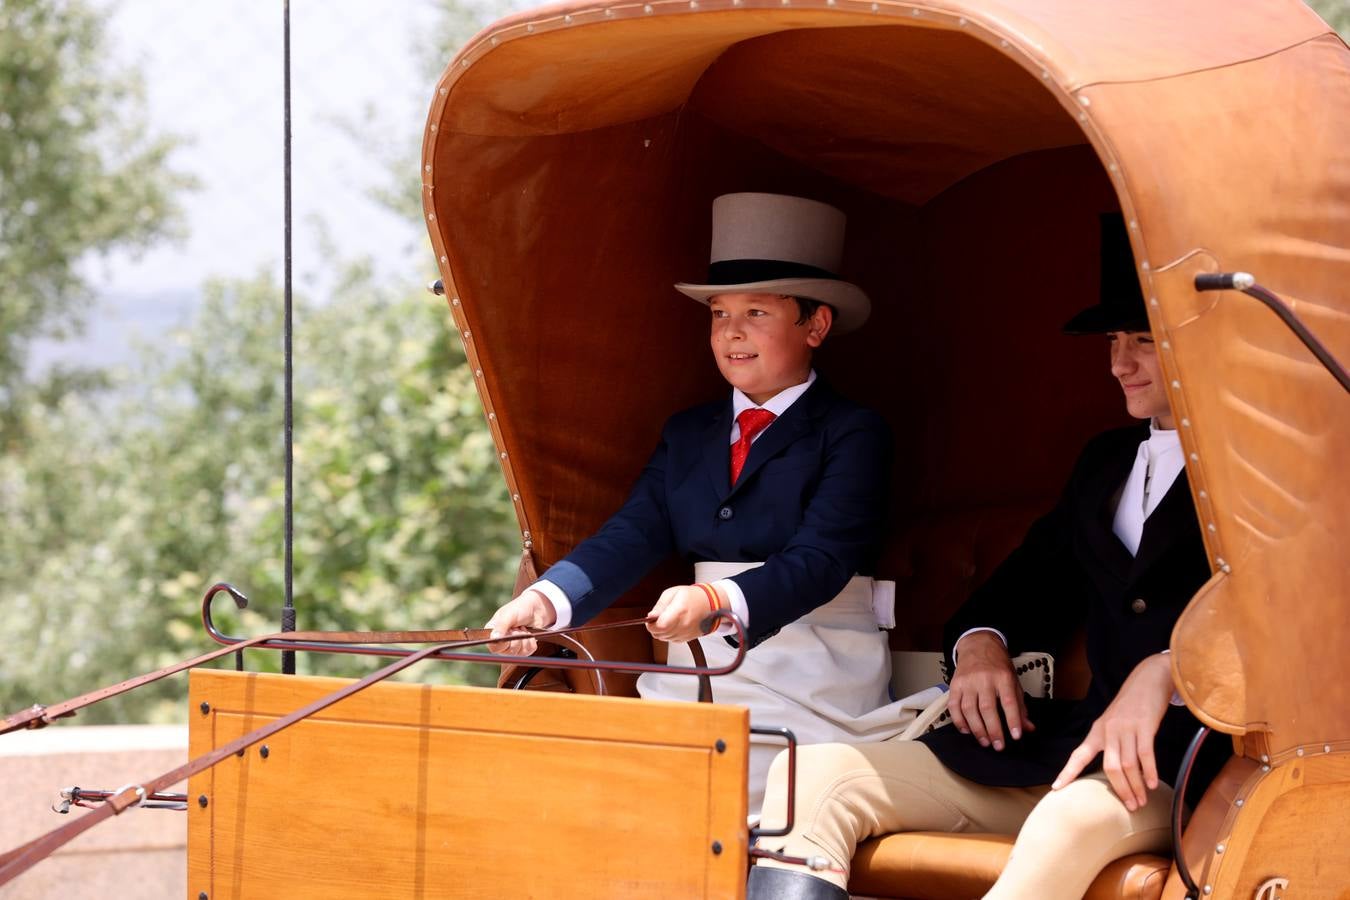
[0,726,187,900]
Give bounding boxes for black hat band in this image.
[706,258,842,285]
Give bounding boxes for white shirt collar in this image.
[1148,420,1181,451]
[732,370,816,419]
[730,370,816,442]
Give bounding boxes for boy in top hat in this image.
[486,193,926,816]
[748,215,1231,899]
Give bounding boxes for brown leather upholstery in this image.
[849,833,1169,900]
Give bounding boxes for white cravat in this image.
[1111,422,1185,557]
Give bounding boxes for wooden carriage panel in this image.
[187,670,748,899]
[1175,752,1350,900]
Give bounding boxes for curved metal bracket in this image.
[509,648,578,690]
[749,726,799,840]
[1171,724,1212,900]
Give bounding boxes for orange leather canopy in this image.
[423,0,1350,763]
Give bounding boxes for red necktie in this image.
[731,408,777,484]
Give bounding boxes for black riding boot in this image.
[745,865,849,899]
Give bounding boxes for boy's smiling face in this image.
[709,293,832,405]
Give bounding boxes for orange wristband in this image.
[693,582,721,613]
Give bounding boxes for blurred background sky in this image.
[32,0,454,373]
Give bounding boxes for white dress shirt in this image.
[531,371,817,631]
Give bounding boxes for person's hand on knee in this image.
[949,631,1034,751]
[1051,652,1174,810]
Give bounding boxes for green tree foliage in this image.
[0,266,519,723]
[0,0,191,424]
[1307,0,1350,35]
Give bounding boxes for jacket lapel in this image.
[1082,427,1147,582]
[701,399,734,499]
[726,380,831,498]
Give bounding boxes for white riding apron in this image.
[637,561,946,816]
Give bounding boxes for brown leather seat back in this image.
[884,505,1092,701]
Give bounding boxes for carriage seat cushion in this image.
[848,833,1169,900]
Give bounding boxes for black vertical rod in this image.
[281,0,297,674]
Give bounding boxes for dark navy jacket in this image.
[542,379,892,647]
[921,425,1231,794]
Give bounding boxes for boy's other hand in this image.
[647,584,719,643]
[949,631,1035,751]
[485,589,557,655]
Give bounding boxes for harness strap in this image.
[0,614,673,736]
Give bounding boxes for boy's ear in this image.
[805,304,834,348]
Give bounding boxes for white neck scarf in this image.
[1111,422,1185,556]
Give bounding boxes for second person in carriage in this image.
[485,191,935,815]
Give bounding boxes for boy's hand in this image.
[1052,652,1175,810]
[647,585,719,643]
[485,589,557,656]
[949,631,1035,751]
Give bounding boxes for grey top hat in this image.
[1062,213,1151,335]
[675,193,872,335]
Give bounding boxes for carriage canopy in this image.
[422,0,1350,759]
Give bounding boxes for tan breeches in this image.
[758,740,1173,900]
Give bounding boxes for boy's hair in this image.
[792,296,830,325]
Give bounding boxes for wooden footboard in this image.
[187,670,748,899]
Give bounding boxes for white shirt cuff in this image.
[528,580,572,629]
[1159,649,1185,706]
[953,626,1008,664]
[709,578,749,636]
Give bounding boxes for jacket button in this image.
[1131,597,1147,614]
[718,506,734,521]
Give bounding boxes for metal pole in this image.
[281,0,296,674]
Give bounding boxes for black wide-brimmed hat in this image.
[1062,212,1151,335]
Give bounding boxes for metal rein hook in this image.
[53,787,188,814]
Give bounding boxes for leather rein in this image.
[0,585,743,887]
